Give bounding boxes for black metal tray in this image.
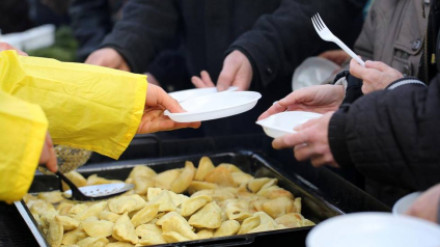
[19,150,344,247]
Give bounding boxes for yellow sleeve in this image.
[0,91,48,203]
[0,50,147,159]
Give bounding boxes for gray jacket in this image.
[354,0,430,80]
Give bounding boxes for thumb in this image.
[217,60,238,91]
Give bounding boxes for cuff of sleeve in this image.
[328,106,353,168]
[386,77,427,90]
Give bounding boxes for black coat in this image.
[102,0,366,136]
[329,0,440,206]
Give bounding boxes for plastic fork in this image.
[311,13,365,66]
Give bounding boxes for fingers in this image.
[191,70,215,88]
[0,42,28,56]
[148,84,184,113]
[272,130,308,149]
[257,101,287,120]
[364,60,390,71]
[39,133,58,173]
[217,62,236,91]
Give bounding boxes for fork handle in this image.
[333,38,365,67]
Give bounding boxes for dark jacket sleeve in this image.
[228,0,367,88]
[69,0,113,61]
[100,0,179,73]
[329,75,440,191]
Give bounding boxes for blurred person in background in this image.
[69,0,189,92]
[258,0,440,206]
[85,0,367,137]
[0,42,199,203]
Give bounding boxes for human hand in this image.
[146,72,161,86]
[406,184,440,224]
[191,50,253,91]
[85,48,130,71]
[0,42,28,55]
[319,49,350,66]
[137,84,201,133]
[39,133,58,173]
[258,84,344,120]
[191,70,215,88]
[272,112,338,167]
[350,59,403,94]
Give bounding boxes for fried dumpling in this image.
[160,212,198,242]
[262,197,295,218]
[112,214,138,245]
[170,161,196,193]
[38,191,65,204]
[126,165,157,195]
[214,220,240,237]
[75,201,107,221]
[194,156,215,181]
[47,218,64,247]
[136,223,166,245]
[108,194,146,214]
[105,242,134,247]
[76,236,109,247]
[98,210,120,223]
[154,168,180,190]
[86,174,123,185]
[256,186,293,200]
[188,201,222,229]
[180,195,212,217]
[187,181,218,195]
[196,229,214,239]
[62,170,87,191]
[231,171,253,187]
[238,212,278,234]
[62,228,86,245]
[130,203,159,227]
[81,219,114,238]
[274,213,305,228]
[224,199,252,221]
[148,190,176,212]
[203,166,235,187]
[55,215,79,231]
[247,178,277,193]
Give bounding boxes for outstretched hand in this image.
[137,84,201,133]
[191,50,253,91]
[258,84,344,121]
[350,59,403,94]
[272,112,338,167]
[85,48,130,71]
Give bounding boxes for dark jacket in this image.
[100,0,366,136]
[329,0,440,206]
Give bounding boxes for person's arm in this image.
[0,50,198,160]
[0,91,48,203]
[97,0,180,73]
[227,0,367,88]
[328,74,439,191]
[69,0,113,61]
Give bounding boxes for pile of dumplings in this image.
[24,156,314,247]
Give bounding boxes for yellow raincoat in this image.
[0,50,147,203]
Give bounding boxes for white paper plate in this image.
[169,86,238,102]
[306,212,440,247]
[392,192,422,215]
[256,111,322,138]
[165,91,261,122]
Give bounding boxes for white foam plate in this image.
[169,86,238,102]
[165,91,261,122]
[256,111,322,138]
[392,192,422,215]
[306,212,440,247]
